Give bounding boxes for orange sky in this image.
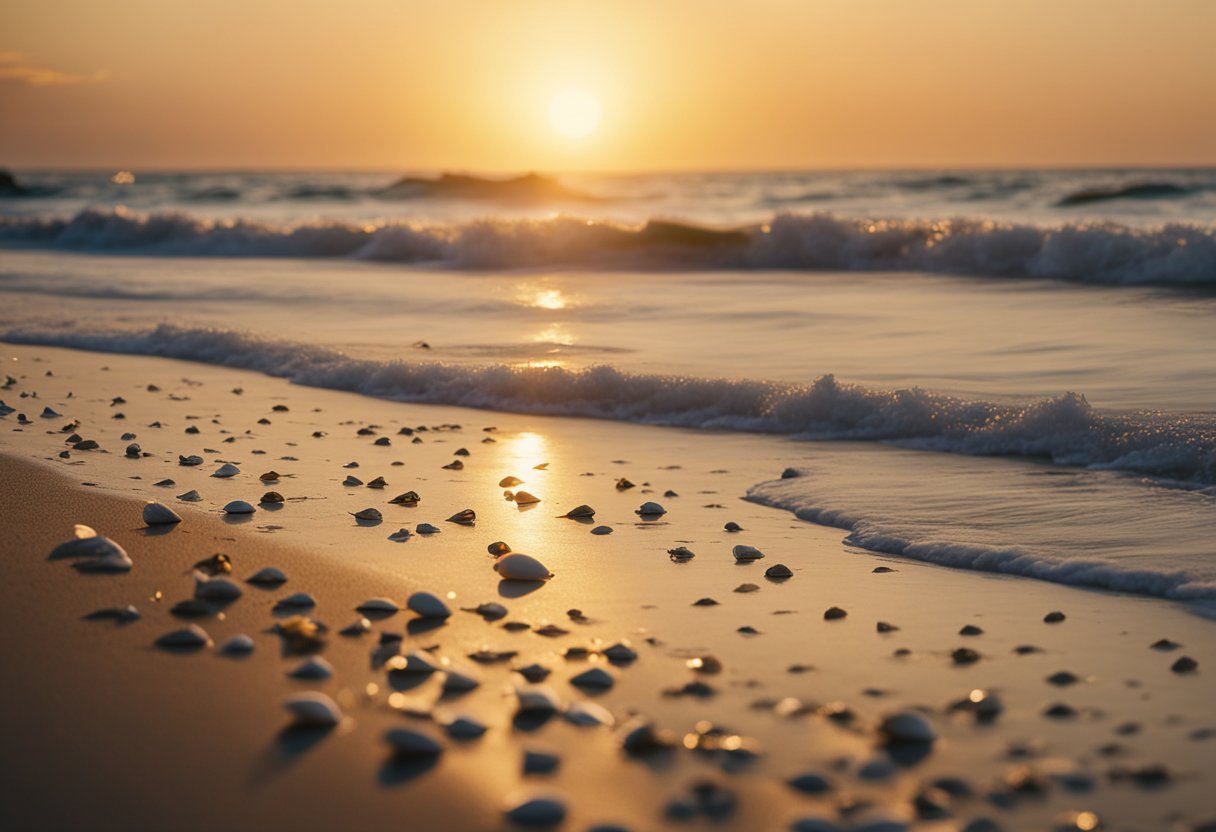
[2,0,1214,171]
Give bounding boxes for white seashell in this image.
[415,523,441,534]
[219,634,255,656]
[512,491,541,505]
[407,591,451,619]
[356,597,400,614]
[387,528,413,542]
[505,796,567,827]
[155,624,211,649]
[635,501,666,516]
[516,686,561,715]
[247,566,287,586]
[384,728,443,757]
[732,544,765,561]
[282,692,342,726]
[176,490,202,502]
[275,591,316,609]
[442,668,481,693]
[287,656,333,680]
[143,501,182,526]
[590,525,613,535]
[563,701,615,727]
[352,507,382,521]
[569,667,615,689]
[212,463,240,478]
[195,575,243,601]
[443,715,487,740]
[879,711,936,744]
[223,500,256,515]
[494,553,553,581]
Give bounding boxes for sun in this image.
[548,89,602,140]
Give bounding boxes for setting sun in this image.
[548,89,602,140]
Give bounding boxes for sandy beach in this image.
[2,343,1213,832]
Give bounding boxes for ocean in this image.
[2,167,1214,612]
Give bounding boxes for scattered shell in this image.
[340,617,372,636]
[499,476,524,487]
[765,563,793,579]
[561,504,595,519]
[494,553,553,581]
[260,491,285,504]
[125,443,142,458]
[351,507,382,522]
[952,647,981,664]
[724,521,743,532]
[155,625,212,650]
[83,604,141,624]
[635,501,666,517]
[274,591,317,610]
[247,566,288,586]
[179,454,204,466]
[387,528,413,542]
[416,523,441,534]
[590,525,613,535]
[212,463,240,478]
[1044,611,1066,623]
[523,750,561,775]
[73,439,99,450]
[343,475,364,486]
[622,721,677,755]
[603,642,638,664]
[259,471,281,482]
[465,601,508,621]
[219,634,255,656]
[287,656,333,679]
[517,664,550,683]
[446,509,476,525]
[564,701,615,727]
[823,606,847,620]
[283,692,342,726]
[880,711,936,744]
[176,490,202,502]
[570,667,615,690]
[389,491,420,505]
[443,715,487,740]
[408,591,452,619]
[615,478,635,490]
[442,668,482,693]
[734,583,759,593]
[223,500,256,515]
[390,651,439,675]
[367,476,387,488]
[488,541,511,556]
[374,437,391,446]
[511,490,542,505]
[732,545,764,561]
[1171,656,1198,673]
[143,501,182,526]
[384,728,444,758]
[516,686,562,715]
[356,598,401,614]
[505,796,567,827]
[668,546,696,561]
[195,575,243,602]
[442,460,463,470]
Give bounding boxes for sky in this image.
[2,0,1215,172]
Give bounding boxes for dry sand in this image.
[1,344,1214,832]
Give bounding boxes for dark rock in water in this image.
[380,171,599,203]
[959,624,984,636]
[1171,656,1198,674]
[823,606,847,620]
[1043,611,1066,623]
[1058,181,1193,207]
[0,169,28,196]
[952,647,981,665]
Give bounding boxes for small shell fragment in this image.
[511,491,541,505]
[416,523,441,534]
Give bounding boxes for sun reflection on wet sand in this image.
[516,282,573,311]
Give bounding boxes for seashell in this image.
[351,507,382,522]
[499,476,524,487]
[407,591,452,619]
[443,715,487,740]
[384,728,443,757]
[564,701,615,727]
[488,541,511,556]
[223,500,255,515]
[73,439,99,450]
[442,460,463,470]
[219,634,255,656]
[724,521,743,532]
[732,544,765,561]
[663,490,678,497]
[154,478,174,487]
[622,721,677,755]
[464,601,508,621]
[195,575,243,601]
[590,525,613,535]
[615,478,635,490]
[512,491,541,505]
[283,692,342,726]
[287,656,333,679]
[340,617,371,636]
[260,491,284,504]
[343,475,363,486]
[195,553,233,575]
[367,476,387,488]
[446,509,476,525]
[523,750,560,775]
[442,668,482,693]
[342,461,358,468]
[247,566,287,586]
[41,406,62,418]
[787,772,833,795]
[505,796,567,827]
[274,591,317,610]
[603,642,638,663]
[125,443,142,458]
[635,501,666,516]
[143,501,182,526]
[765,563,793,579]
[356,598,400,614]
[374,436,391,446]
[569,667,615,690]
[389,651,438,675]
[516,663,550,683]
[387,528,412,542]
[179,454,204,466]
[668,546,696,561]
[533,462,549,469]
[516,686,561,714]
[155,624,211,650]
[389,491,420,505]
[212,463,240,478]
[561,504,595,518]
[84,604,141,623]
[824,606,847,620]
[170,599,214,618]
[259,471,281,482]
[494,553,553,581]
[176,490,202,502]
[75,542,134,573]
[879,711,936,744]
[416,523,441,534]
[52,526,133,573]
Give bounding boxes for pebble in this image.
[952,647,981,664]
[562,504,596,519]
[223,500,255,515]
[635,501,666,516]
[142,501,182,526]
[352,507,382,522]
[823,606,847,620]
[879,711,936,744]
[1172,656,1198,673]
[356,598,400,614]
[732,544,764,561]
[523,749,561,774]
[274,592,317,611]
[282,692,342,726]
[247,566,288,586]
[1044,611,1066,623]
[219,634,255,656]
[176,490,202,502]
[494,553,553,581]
[564,701,615,727]
[959,624,984,636]
[407,591,452,619]
[569,667,615,690]
[260,491,285,504]
[384,728,443,757]
[590,525,613,535]
[287,656,333,679]
[442,715,487,740]
[787,772,833,794]
[765,563,793,579]
[212,463,240,478]
[505,796,567,826]
[155,625,212,650]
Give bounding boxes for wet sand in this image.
[1,344,1214,832]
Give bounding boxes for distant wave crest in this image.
[3,323,1214,484]
[2,207,1214,286]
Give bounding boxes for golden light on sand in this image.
[532,288,568,310]
[549,89,601,139]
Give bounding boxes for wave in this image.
[2,207,1214,286]
[1058,181,1196,207]
[3,323,1215,484]
[745,476,1216,608]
